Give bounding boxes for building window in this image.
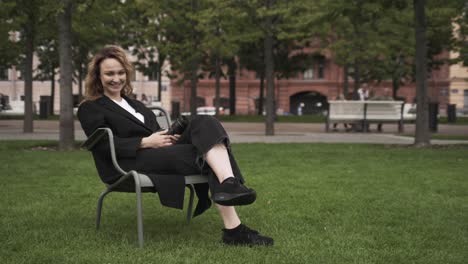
[148,71,158,81]
[317,58,325,79]
[147,61,159,81]
[303,56,325,80]
[0,66,8,80]
[440,88,448,96]
[303,68,314,80]
[464,89,468,110]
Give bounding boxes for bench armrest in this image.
[148,106,172,128]
[81,127,127,175]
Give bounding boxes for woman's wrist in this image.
[140,137,149,148]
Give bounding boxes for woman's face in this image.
[99,58,126,99]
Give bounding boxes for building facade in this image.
[171,53,452,115]
[1,50,461,116]
[0,52,172,114]
[449,50,468,114]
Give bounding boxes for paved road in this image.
[1,120,467,145]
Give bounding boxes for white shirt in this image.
[112,98,145,123]
[358,88,369,101]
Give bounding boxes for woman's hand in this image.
[170,134,181,144]
[140,130,174,148]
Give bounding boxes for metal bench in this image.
[326,100,406,132]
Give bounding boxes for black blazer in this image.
[78,95,161,184]
[78,95,211,215]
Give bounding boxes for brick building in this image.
[171,52,452,115]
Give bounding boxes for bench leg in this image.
[135,187,144,248]
[326,119,330,132]
[186,184,195,223]
[96,189,111,230]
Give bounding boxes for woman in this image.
[78,45,273,246]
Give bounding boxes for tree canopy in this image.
[0,0,467,140]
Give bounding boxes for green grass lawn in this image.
[1,141,467,263]
[439,116,468,125]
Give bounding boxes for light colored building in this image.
[448,52,468,115]
[0,51,171,114]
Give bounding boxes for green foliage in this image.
[320,0,467,91]
[0,0,57,67]
[0,1,21,67]
[452,6,468,66]
[72,0,130,85]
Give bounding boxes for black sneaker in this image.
[222,224,274,246]
[212,177,256,206]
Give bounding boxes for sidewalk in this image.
[1,120,468,145]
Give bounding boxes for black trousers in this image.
[132,115,244,216]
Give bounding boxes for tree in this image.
[198,0,242,115]
[238,40,265,115]
[455,6,468,66]
[1,0,55,132]
[0,1,21,73]
[58,0,75,150]
[413,0,430,146]
[125,0,171,103]
[35,42,59,115]
[235,0,318,135]
[263,0,275,135]
[17,0,39,132]
[320,1,389,96]
[35,14,60,116]
[156,0,207,115]
[72,0,128,99]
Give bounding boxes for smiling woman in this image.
[77,46,274,246]
[84,46,134,101]
[99,58,127,100]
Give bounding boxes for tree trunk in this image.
[157,53,164,102]
[190,68,198,115]
[392,77,399,99]
[214,53,221,116]
[78,63,83,100]
[258,74,265,115]
[23,13,35,133]
[158,59,162,103]
[50,71,55,115]
[413,0,430,146]
[190,0,198,116]
[227,57,236,115]
[343,64,349,97]
[264,0,275,136]
[58,0,75,150]
[353,61,360,93]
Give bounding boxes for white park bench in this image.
[0,100,24,116]
[326,100,408,133]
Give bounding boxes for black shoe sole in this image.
[222,239,274,246]
[213,190,257,206]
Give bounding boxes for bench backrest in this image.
[328,101,365,120]
[365,101,403,120]
[328,100,404,121]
